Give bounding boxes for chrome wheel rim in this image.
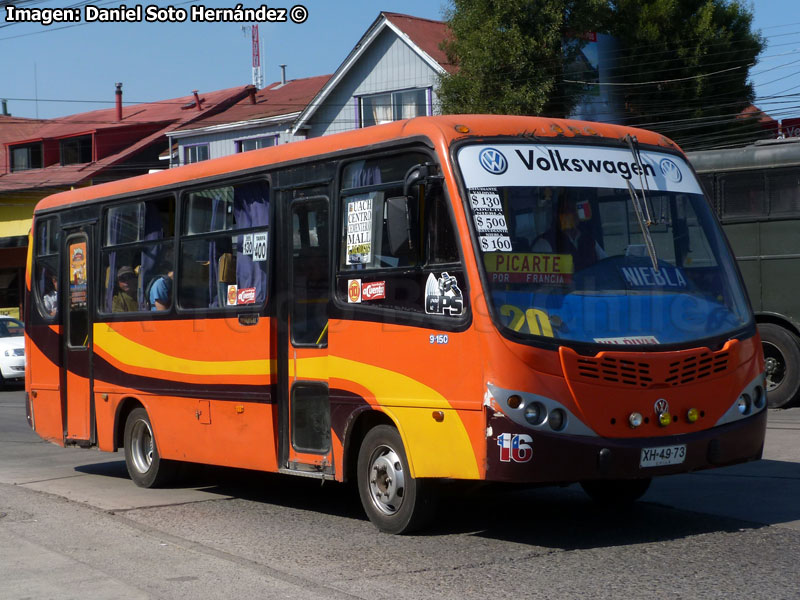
[763,342,785,392]
[130,419,154,474]
[367,445,405,516]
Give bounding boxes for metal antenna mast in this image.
[241,24,264,89]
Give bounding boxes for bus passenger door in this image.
[278,196,333,478]
[62,230,94,446]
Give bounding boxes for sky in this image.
[0,0,797,122]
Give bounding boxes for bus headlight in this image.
[752,386,765,410]
[549,409,566,431]
[737,394,752,415]
[524,402,545,425]
[628,412,643,428]
[686,408,699,423]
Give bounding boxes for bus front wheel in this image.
[356,425,436,534]
[123,407,175,488]
[759,323,800,409]
[580,478,652,506]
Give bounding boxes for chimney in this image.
[280,64,286,85]
[115,83,123,121]
[248,85,257,104]
[193,90,203,111]
[1,99,8,116]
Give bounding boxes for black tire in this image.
[356,425,437,534]
[123,407,175,488]
[759,323,800,409]
[580,478,652,506]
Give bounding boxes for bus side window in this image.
[768,169,800,216]
[178,180,269,310]
[34,217,60,319]
[720,172,766,219]
[427,189,459,264]
[100,197,174,313]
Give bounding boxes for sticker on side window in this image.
[425,272,463,316]
[346,196,372,265]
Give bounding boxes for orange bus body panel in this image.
[24,115,764,492]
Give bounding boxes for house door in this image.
[62,230,94,445]
[278,195,333,477]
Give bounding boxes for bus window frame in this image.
[330,147,471,332]
[32,214,61,323]
[97,193,177,317]
[175,175,272,316]
[711,167,800,225]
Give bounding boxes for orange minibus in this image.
[25,115,766,533]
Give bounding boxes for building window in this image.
[184,144,209,164]
[359,88,430,128]
[60,135,93,165]
[10,143,42,171]
[237,137,277,152]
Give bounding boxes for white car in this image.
[0,316,25,387]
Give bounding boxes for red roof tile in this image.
[0,86,253,191]
[383,12,455,74]
[175,75,331,131]
[32,86,254,139]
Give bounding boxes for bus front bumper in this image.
[485,408,767,483]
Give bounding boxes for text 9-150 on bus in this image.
[24,115,766,533]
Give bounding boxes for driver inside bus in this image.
[532,190,606,270]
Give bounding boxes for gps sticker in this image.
[425,272,464,316]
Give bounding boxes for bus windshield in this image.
[457,142,752,346]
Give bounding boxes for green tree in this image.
[438,0,609,117]
[438,0,765,148]
[611,0,765,148]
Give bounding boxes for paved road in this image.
[1,387,799,599]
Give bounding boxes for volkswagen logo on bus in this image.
[654,398,670,416]
[659,158,682,183]
[479,148,508,174]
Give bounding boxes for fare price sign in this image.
[469,187,512,253]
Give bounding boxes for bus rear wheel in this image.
[580,478,651,506]
[759,323,800,409]
[123,407,175,488]
[356,425,436,534]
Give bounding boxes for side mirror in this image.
[386,196,414,255]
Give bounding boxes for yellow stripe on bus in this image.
[93,324,272,376]
[292,356,480,480]
[95,330,479,480]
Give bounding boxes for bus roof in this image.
[34,114,678,213]
[688,137,800,173]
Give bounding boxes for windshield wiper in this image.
[625,134,656,225]
[624,134,659,271]
[627,180,659,271]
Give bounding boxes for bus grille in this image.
[571,349,730,388]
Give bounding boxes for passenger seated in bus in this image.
[112,266,139,312]
[532,192,606,270]
[148,266,173,311]
[43,272,58,316]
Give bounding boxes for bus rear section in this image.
[23,115,765,534]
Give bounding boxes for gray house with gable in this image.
[168,12,454,163]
